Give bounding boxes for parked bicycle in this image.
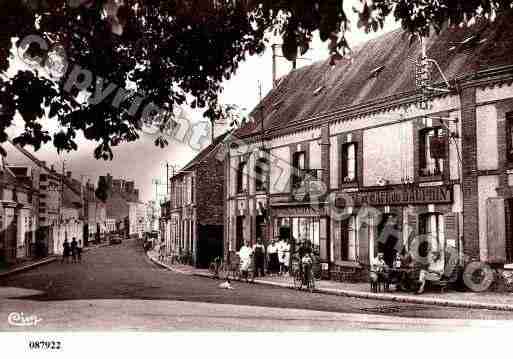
[208,256,223,278]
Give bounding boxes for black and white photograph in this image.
[1,0,513,356]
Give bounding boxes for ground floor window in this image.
[376,213,401,266]
[418,212,444,257]
[340,215,358,261]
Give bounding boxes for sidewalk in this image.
[0,242,110,278]
[147,250,513,312]
[0,256,57,278]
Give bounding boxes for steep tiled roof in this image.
[236,11,513,138]
[178,131,230,174]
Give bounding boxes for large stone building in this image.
[100,174,145,238]
[161,132,227,267]
[223,13,513,280]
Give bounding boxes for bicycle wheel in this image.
[247,269,255,283]
[293,270,302,290]
[208,262,217,276]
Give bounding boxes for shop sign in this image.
[335,185,452,207]
[273,206,327,217]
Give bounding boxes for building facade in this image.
[224,15,513,280]
[0,164,37,264]
[161,133,227,267]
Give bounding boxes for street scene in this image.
[2,239,513,331]
[3,0,513,347]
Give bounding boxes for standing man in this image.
[77,240,83,263]
[253,238,265,278]
[70,238,78,263]
[61,239,70,264]
[267,239,279,276]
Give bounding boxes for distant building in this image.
[78,179,106,245]
[100,174,145,238]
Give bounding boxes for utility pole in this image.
[166,162,176,200]
[58,160,66,246]
[152,178,160,204]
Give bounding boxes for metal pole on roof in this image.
[272,44,277,88]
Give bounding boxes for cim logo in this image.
[8,312,42,327]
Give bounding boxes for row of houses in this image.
[161,13,513,281]
[0,142,147,266]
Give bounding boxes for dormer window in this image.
[369,65,385,79]
[313,86,324,96]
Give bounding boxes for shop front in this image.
[331,184,460,281]
[271,201,330,277]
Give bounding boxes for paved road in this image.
[1,239,513,331]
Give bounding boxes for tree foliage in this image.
[0,0,511,159]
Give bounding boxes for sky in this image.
[4,1,398,202]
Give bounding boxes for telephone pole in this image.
[166,162,176,199]
[58,160,66,244]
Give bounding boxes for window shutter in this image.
[486,199,506,263]
[443,212,458,246]
[341,144,348,180]
[443,212,459,269]
[358,221,369,264]
[340,219,348,260]
[333,220,341,262]
[419,131,426,173]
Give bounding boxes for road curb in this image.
[192,271,513,312]
[0,256,57,278]
[147,253,196,275]
[147,253,513,312]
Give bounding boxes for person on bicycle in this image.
[296,239,313,285]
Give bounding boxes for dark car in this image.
[109,235,122,245]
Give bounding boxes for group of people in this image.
[370,250,444,294]
[237,238,291,280]
[61,238,83,264]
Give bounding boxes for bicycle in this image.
[208,257,223,278]
[291,256,315,292]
